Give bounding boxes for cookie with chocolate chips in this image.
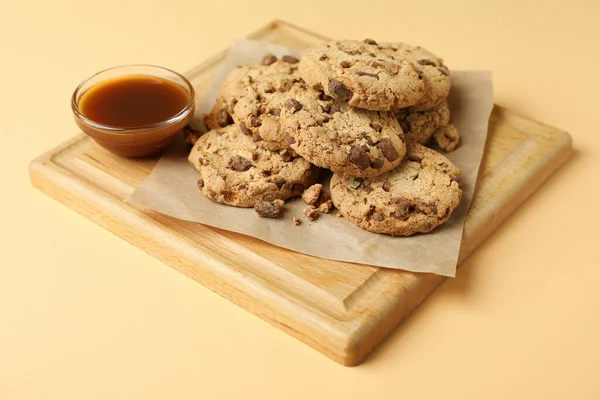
[394,101,460,152]
[330,143,462,236]
[203,54,304,151]
[188,125,318,207]
[392,43,451,111]
[279,85,406,178]
[299,39,426,111]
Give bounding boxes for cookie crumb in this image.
[302,184,323,205]
[254,200,282,218]
[318,199,334,214]
[273,199,285,207]
[304,206,320,221]
[293,217,302,226]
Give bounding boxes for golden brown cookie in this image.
[331,143,462,236]
[280,85,406,178]
[188,125,318,207]
[204,54,304,151]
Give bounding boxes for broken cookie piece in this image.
[433,124,460,152]
[302,183,323,205]
[317,199,334,214]
[293,217,302,226]
[304,206,320,221]
[254,200,283,218]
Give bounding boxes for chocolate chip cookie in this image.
[279,85,406,178]
[330,143,462,236]
[393,43,451,111]
[188,125,319,207]
[395,101,460,152]
[299,39,426,111]
[203,54,304,151]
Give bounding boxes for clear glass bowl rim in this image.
[71,64,196,135]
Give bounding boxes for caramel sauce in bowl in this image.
[72,65,195,158]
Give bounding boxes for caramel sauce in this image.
[79,75,189,128]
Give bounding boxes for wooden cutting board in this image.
[29,20,572,366]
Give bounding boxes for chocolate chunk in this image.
[291,184,304,193]
[261,53,278,65]
[258,107,267,115]
[273,177,286,189]
[363,185,373,194]
[216,108,232,127]
[197,178,204,189]
[257,95,268,103]
[270,108,281,116]
[254,200,282,218]
[252,132,262,142]
[249,116,261,127]
[364,38,378,45]
[370,123,383,132]
[373,212,385,222]
[370,61,384,68]
[391,197,412,211]
[356,71,379,79]
[282,55,299,64]
[371,158,384,169]
[418,59,436,66]
[285,98,302,113]
[318,91,332,101]
[264,87,276,94]
[391,198,412,220]
[360,144,370,153]
[227,155,252,172]
[340,60,351,68]
[376,138,400,161]
[319,54,328,61]
[284,133,296,145]
[349,145,370,170]
[382,181,391,192]
[328,80,353,102]
[369,53,376,57]
[239,122,252,136]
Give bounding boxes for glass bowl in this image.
[72,65,195,158]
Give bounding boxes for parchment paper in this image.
[126,39,493,277]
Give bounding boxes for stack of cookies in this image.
[186,39,463,236]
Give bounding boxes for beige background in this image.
[1,1,599,399]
